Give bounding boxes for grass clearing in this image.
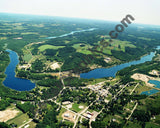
[87,78,107,85]
[21,32,39,35]
[124,121,141,128]
[145,122,160,128]
[72,43,92,55]
[7,113,30,127]
[57,107,67,121]
[23,54,32,62]
[134,84,151,94]
[72,103,82,112]
[38,45,65,52]
[96,39,136,55]
[27,121,37,128]
[138,37,152,41]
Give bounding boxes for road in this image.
[113,83,129,99]
[18,119,33,128]
[126,102,138,120]
[73,100,96,128]
[130,83,139,95]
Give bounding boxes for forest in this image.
[0,13,160,128]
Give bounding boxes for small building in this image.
[83,113,91,119]
[64,113,70,117]
[62,101,71,105]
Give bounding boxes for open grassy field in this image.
[27,121,37,128]
[138,37,152,41]
[7,113,30,127]
[87,78,107,85]
[111,39,136,52]
[72,103,83,112]
[72,43,92,55]
[38,44,65,52]
[134,84,151,94]
[124,121,141,128]
[145,122,160,128]
[21,32,39,35]
[23,54,32,62]
[96,39,136,55]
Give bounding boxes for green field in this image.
[72,103,83,112]
[134,84,151,94]
[124,122,141,128]
[138,37,152,41]
[23,54,32,62]
[111,39,136,52]
[97,39,136,55]
[7,113,30,127]
[38,45,65,52]
[72,43,92,55]
[145,122,160,128]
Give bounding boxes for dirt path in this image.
[126,102,138,120]
[18,119,33,128]
[130,83,139,95]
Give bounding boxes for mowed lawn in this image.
[38,44,65,52]
[71,103,85,112]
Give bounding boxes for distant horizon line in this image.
[0,11,160,27]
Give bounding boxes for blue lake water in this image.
[3,50,35,91]
[141,80,160,95]
[3,26,159,92]
[80,52,155,79]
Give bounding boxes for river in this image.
[3,28,159,91]
[46,28,97,39]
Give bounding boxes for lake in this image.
[3,27,159,91]
[3,50,35,91]
[3,28,97,91]
[80,52,155,79]
[141,80,160,95]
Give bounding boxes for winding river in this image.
[46,28,97,39]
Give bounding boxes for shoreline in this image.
[131,73,160,88]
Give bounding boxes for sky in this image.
[0,0,160,25]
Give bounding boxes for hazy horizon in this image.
[0,0,160,26]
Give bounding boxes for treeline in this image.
[0,98,12,111]
[16,101,36,118]
[64,77,87,87]
[17,70,53,80]
[112,47,146,61]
